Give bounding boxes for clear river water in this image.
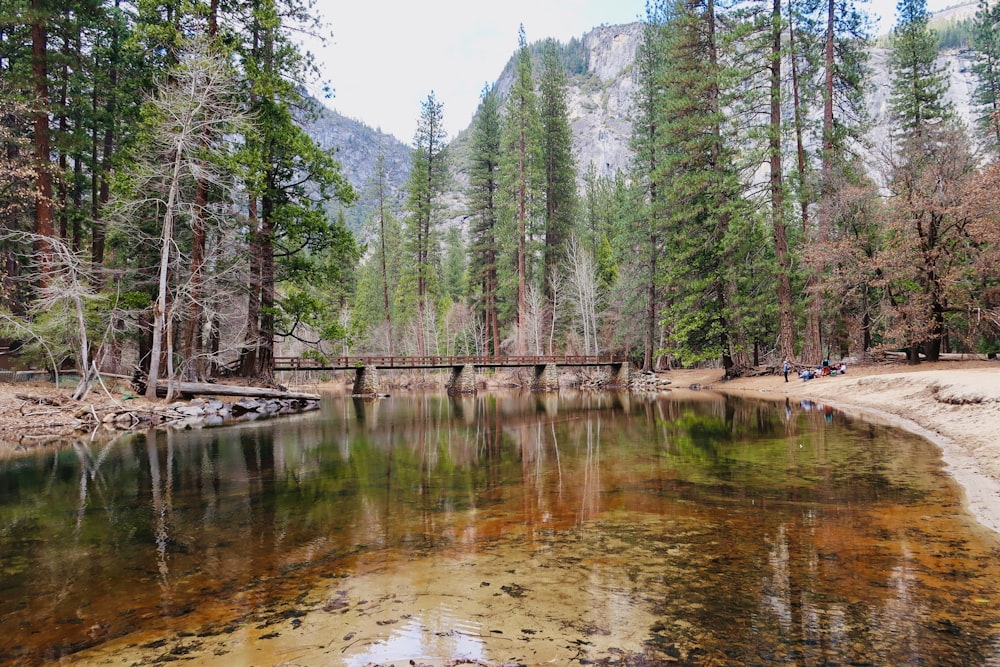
[1,390,999,666]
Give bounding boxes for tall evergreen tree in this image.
[970,0,1000,150]
[538,39,577,309]
[28,0,55,288]
[768,0,796,363]
[889,0,952,135]
[400,91,448,356]
[655,0,750,371]
[628,11,669,371]
[500,25,543,354]
[372,135,397,354]
[237,0,355,381]
[467,85,502,355]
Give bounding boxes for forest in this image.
[2,0,1000,400]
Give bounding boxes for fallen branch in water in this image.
[154,381,320,401]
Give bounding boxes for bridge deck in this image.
[274,354,627,371]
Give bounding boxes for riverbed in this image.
[1,390,999,665]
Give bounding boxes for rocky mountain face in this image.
[303,106,412,232]
[557,21,983,189]
[567,23,643,180]
[479,23,641,184]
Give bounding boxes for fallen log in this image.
[155,381,320,401]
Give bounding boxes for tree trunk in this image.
[32,0,54,289]
[240,197,261,377]
[770,0,795,362]
[92,0,120,276]
[378,167,393,355]
[805,0,838,364]
[181,179,207,380]
[180,0,217,382]
[257,194,276,383]
[517,128,528,354]
[790,13,808,237]
[488,249,499,355]
[145,146,185,399]
[645,227,657,372]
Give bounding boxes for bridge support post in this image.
[610,362,630,388]
[446,364,477,394]
[531,364,560,392]
[352,366,380,396]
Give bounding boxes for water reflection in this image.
[0,391,998,665]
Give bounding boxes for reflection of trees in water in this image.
[4,391,999,665]
[148,430,172,599]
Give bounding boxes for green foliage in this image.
[641,0,754,367]
[528,34,590,76]
[466,85,503,353]
[538,39,578,302]
[970,1,1000,150]
[398,92,449,353]
[889,0,953,133]
[441,227,466,303]
[934,16,973,49]
[498,26,545,347]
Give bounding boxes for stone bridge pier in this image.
[531,364,560,391]
[610,362,630,387]
[352,366,380,396]
[446,364,477,394]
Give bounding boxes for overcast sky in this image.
[306,0,962,144]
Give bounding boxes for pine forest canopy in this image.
[1,0,999,395]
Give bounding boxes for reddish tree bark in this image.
[32,0,54,288]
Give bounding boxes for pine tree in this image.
[499,25,543,354]
[236,0,356,381]
[467,85,502,355]
[538,39,577,308]
[373,135,397,354]
[889,0,952,135]
[970,0,1000,150]
[655,0,749,370]
[627,11,669,371]
[400,91,448,356]
[768,0,796,364]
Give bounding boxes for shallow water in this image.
[1,390,999,666]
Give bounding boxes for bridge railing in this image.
[274,354,628,370]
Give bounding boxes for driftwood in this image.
[15,393,65,406]
[155,381,320,401]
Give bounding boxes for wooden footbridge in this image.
[273,354,631,394]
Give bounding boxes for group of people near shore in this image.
[782,358,847,382]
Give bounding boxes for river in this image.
[1,390,998,665]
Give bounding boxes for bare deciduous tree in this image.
[115,41,246,399]
[565,235,601,355]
